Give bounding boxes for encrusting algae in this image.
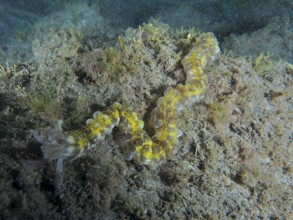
[40,32,220,169]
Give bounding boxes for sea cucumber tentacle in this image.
[40,32,220,169]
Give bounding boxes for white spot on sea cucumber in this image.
[93,111,102,118]
[67,136,75,144]
[86,118,93,125]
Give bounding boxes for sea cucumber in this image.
[40,32,220,169]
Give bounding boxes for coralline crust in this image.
[41,32,220,169]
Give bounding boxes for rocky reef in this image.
[0,9,292,220]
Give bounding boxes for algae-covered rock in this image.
[0,19,292,220]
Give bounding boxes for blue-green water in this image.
[1,0,292,62]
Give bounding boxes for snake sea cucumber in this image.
[40,32,220,169]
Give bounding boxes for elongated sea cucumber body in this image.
[40,32,220,169]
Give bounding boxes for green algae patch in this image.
[250,53,281,77]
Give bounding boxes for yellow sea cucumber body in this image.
[41,32,220,169]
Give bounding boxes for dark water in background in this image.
[0,0,292,62]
